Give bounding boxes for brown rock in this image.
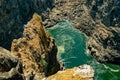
[11,13,60,79]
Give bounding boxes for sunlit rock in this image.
[46,64,94,80]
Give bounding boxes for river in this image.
[47,20,120,80]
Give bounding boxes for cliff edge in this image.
[11,13,60,79]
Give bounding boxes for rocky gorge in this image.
[0,0,120,80]
[43,0,120,64]
[0,13,94,80]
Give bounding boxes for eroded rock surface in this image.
[46,64,94,80]
[11,13,60,79]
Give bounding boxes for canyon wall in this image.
[86,0,120,27]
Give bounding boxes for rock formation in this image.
[46,64,94,80]
[86,0,120,64]
[0,47,24,80]
[88,26,120,64]
[11,13,60,79]
[0,0,54,50]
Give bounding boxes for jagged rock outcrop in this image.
[46,64,94,80]
[0,47,24,80]
[0,0,54,50]
[11,13,60,79]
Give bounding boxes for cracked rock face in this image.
[11,13,60,79]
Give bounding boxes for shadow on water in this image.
[47,20,120,80]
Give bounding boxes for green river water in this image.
[47,20,120,80]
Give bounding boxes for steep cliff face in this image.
[11,13,60,79]
[0,0,54,50]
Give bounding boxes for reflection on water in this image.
[47,20,120,80]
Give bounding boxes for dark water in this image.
[47,20,120,80]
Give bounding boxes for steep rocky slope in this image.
[11,13,60,79]
[0,0,54,50]
[43,0,120,64]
